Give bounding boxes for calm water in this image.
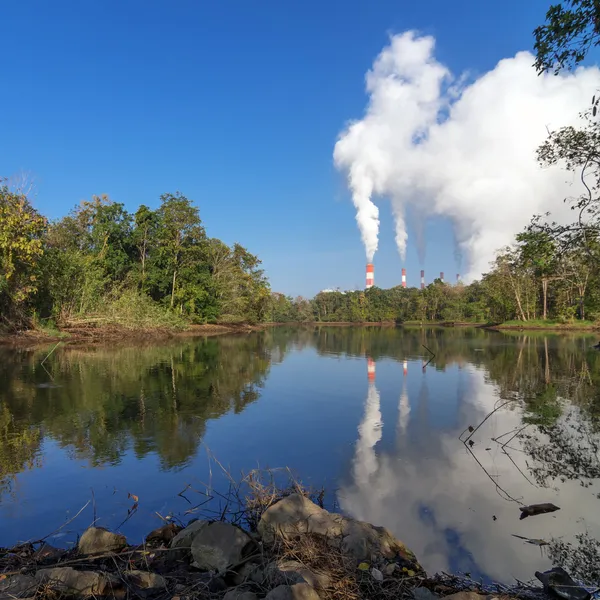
[1,327,600,584]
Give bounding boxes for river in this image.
[1,326,599,584]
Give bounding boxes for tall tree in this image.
[0,183,46,324]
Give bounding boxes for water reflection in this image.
[0,327,599,583]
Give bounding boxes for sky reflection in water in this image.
[0,327,599,584]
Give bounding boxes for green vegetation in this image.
[0,185,271,331]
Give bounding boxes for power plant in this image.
[362,265,461,290]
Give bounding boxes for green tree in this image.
[0,183,46,325]
[534,0,600,74]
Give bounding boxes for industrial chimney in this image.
[401,268,406,288]
[456,273,460,284]
[366,263,374,289]
[420,270,425,290]
[403,360,408,376]
[440,271,445,283]
[367,357,376,383]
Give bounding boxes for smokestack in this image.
[366,263,374,289]
[367,357,376,382]
[456,273,460,284]
[401,268,406,288]
[420,270,425,290]
[403,360,408,376]
[440,271,444,283]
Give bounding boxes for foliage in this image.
[534,0,600,74]
[0,186,270,329]
[0,183,46,326]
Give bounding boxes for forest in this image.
[2,178,600,331]
[0,188,272,330]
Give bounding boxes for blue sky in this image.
[2,0,552,296]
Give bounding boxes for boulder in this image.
[33,543,66,561]
[442,594,485,600]
[258,494,421,569]
[189,522,252,573]
[412,589,440,600]
[78,527,127,555]
[126,570,166,590]
[224,590,259,600]
[170,520,209,558]
[265,583,321,600]
[258,494,344,543]
[0,574,38,600]
[266,560,331,590]
[146,523,182,545]
[36,567,120,596]
[232,561,264,585]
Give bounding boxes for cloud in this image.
[333,31,600,279]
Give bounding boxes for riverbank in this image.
[0,322,264,347]
[0,478,551,600]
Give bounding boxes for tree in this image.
[156,193,207,310]
[534,0,600,74]
[0,183,46,324]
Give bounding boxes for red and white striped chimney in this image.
[403,359,408,376]
[420,270,425,290]
[366,263,374,289]
[367,357,376,382]
[440,271,444,283]
[401,268,406,288]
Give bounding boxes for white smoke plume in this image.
[333,31,600,279]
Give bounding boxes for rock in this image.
[232,561,264,585]
[442,593,486,600]
[258,494,344,543]
[266,560,331,590]
[126,570,166,590]
[0,574,38,600]
[189,522,252,574]
[224,590,259,600]
[170,520,209,557]
[384,563,396,576]
[33,543,66,561]
[146,523,182,544]
[78,526,127,555]
[412,588,440,600]
[258,494,421,569]
[36,567,120,596]
[207,577,228,593]
[265,583,321,600]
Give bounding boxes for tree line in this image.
[0,188,271,329]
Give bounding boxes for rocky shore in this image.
[0,492,577,600]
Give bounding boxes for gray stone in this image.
[267,560,331,590]
[258,494,421,568]
[384,563,397,576]
[126,570,166,590]
[170,520,209,557]
[265,583,321,600]
[0,574,38,600]
[36,567,120,596]
[78,526,127,555]
[412,588,440,600]
[224,590,259,600]
[189,522,251,574]
[232,561,264,585]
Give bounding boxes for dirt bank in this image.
[0,323,264,348]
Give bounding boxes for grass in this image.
[498,319,598,329]
[65,290,189,331]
